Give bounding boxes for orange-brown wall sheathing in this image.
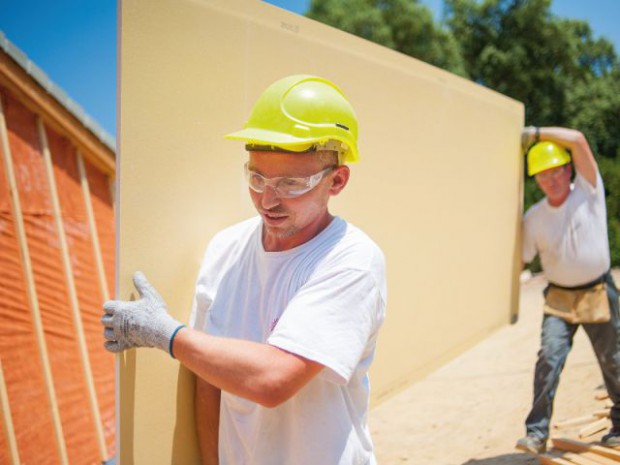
[0,82,115,463]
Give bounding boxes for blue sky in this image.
[0,1,618,140]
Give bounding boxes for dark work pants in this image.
[525,273,620,440]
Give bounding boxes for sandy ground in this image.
[370,269,620,465]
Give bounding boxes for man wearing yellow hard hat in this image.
[102,75,386,464]
[516,127,620,454]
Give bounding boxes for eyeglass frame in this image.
[243,162,337,198]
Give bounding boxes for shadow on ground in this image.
[461,452,538,465]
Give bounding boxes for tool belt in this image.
[543,272,610,324]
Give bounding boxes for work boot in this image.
[515,435,547,454]
[601,427,620,447]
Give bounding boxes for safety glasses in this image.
[535,165,568,182]
[244,163,335,198]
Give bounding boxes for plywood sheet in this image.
[119,0,524,462]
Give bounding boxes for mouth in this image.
[262,211,289,226]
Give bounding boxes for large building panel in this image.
[119,0,523,462]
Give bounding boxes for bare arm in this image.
[195,377,220,465]
[175,327,324,408]
[524,126,598,187]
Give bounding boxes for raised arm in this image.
[523,126,598,187]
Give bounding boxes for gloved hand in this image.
[102,271,185,357]
[521,126,539,152]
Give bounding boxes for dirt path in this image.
[370,270,620,465]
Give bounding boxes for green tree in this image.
[445,0,620,268]
[306,0,466,75]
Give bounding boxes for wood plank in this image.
[564,451,612,465]
[77,151,110,302]
[596,391,611,401]
[579,418,610,438]
[555,415,598,429]
[539,454,577,465]
[580,451,620,465]
[552,438,620,461]
[0,361,20,465]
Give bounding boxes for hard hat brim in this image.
[225,127,317,149]
[226,127,359,163]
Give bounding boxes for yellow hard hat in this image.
[527,141,571,176]
[226,75,359,163]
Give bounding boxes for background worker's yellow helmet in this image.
[226,75,359,163]
[527,141,571,176]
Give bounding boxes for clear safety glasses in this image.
[535,165,567,182]
[244,163,336,198]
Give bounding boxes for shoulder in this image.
[326,218,386,272]
[574,170,604,197]
[524,199,546,223]
[201,216,260,265]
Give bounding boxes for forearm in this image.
[174,327,322,407]
[195,377,220,465]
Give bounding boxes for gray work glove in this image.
[521,126,538,152]
[101,271,185,357]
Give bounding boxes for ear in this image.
[328,165,350,196]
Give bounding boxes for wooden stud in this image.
[0,360,20,465]
[593,410,612,419]
[552,438,620,461]
[564,451,612,465]
[0,92,69,465]
[77,151,110,302]
[580,451,620,465]
[555,415,598,429]
[37,118,108,461]
[539,454,575,465]
[579,418,610,439]
[596,391,611,401]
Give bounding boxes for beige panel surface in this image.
[120,0,524,462]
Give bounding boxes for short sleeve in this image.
[267,267,385,385]
[574,170,603,199]
[189,249,214,332]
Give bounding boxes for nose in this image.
[260,185,280,210]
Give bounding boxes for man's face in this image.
[534,164,572,206]
[247,151,349,252]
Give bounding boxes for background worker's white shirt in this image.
[523,171,610,286]
[190,216,387,465]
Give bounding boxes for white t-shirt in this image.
[522,171,610,286]
[190,216,387,465]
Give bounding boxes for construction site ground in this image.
[370,269,620,465]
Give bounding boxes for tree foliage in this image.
[306,0,620,267]
[306,0,466,75]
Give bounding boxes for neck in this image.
[547,191,570,207]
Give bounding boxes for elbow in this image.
[252,376,298,408]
